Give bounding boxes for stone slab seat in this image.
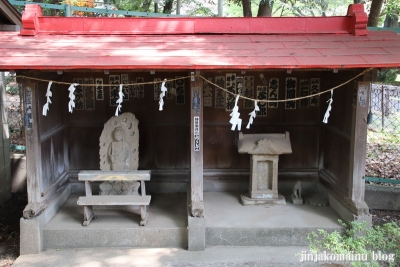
[77,170,151,226]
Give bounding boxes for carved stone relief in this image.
[99,112,140,195]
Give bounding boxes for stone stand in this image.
[241,154,286,205]
[237,132,292,206]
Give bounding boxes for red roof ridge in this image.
[20,4,368,37]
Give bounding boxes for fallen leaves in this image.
[366,143,400,181]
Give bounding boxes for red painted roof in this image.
[0,4,400,70]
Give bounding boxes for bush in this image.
[308,220,400,267]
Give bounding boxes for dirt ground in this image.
[0,194,26,267]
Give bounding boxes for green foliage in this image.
[377,69,400,85]
[385,0,400,19]
[180,0,215,16]
[367,110,400,144]
[111,0,150,12]
[308,220,400,267]
[226,0,352,16]
[5,75,19,95]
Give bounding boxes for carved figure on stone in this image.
[99,113,139,171]
[108,127,131,170]
[99,113,140,195]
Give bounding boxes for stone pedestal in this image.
[238,132,292,206]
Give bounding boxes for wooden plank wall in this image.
[36,80,68,194]
[202,71,322,182]
[320,70,361,197]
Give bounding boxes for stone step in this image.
[44,227,188,249]
[206,227,339,247]
[42,192,342,250]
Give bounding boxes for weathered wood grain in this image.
[190,73,204,218]
[78,170,151,181]
[349,81,369,202]
[77,195,151,206]
[23,81,42,218]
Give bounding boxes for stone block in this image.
[365,184,400,210]
[206,227,317,246]
[291,196,303,205]
[328,193,372,226]
[44,228,187,249]
[20,217,42,255]
[188,215,205,251]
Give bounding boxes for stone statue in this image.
[99,113,140,195]
[108,127,131,170]
[99,113,139,171]
[291,181,303,205]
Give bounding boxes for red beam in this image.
[20,4,368,36]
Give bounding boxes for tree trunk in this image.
[384,13,399,28]
[141,0,152,12]
[367,0,384,27]
[163,0,174,14]
[242,0,252,17]
[257,1,273,17]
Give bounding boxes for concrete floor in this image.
[204,191,341,228]
[45,193,188,230]
[42,191,342,249]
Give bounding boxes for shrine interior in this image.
[21,68,364,198]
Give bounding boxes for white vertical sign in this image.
[194,116,200,151]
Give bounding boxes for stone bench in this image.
[77,170,151,226]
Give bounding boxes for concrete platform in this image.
[42,191,341,250]
[43,193,188,249]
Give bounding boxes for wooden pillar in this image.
[23,81,43,218]
[190,71,204,218]
[154,1,158,13]
[349,81,369,203]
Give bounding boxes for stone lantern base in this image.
[240,193,286,205]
